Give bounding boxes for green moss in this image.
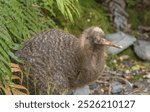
[106,47,150,72]
[119,47,137,60]
[125,0,141,7]
[126,0,150,29]
[59,0,114,36]
[106,55,118,70]
[106,48,138,70]
[143,10,150,25]
[133,75,144,81]
[127,9,141,29]
[126,0,141,29]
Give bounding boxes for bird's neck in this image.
[81,46,105,70]
[91,46,105,68]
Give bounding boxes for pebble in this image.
[119,55,129,61]
[113,59,117,63]
[89,83,99,90]
[111,81,123,94]
[125,70,130,74]
[145,73,150,79]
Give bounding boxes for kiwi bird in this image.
[16,27,121,95]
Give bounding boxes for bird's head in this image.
[80,27,122,51]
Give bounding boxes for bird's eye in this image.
[86,36,90,40]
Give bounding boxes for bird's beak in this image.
[101,38,122,48]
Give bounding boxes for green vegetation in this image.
[1,0,150,94]
[127,9,141,29]
[106,0,150,77]
[0,0,80,94]
[63,0,113,36]
[126,0,150,29]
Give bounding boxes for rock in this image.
[111,81,123,94]
[134,40,150,61]
[89,82,99,90]
[133,80,148,90]
[105,0,130,31]
[67,90,74,95]
[144,73,150,79]
[106,32,136,55]
[114,10,128,31]
[125,70,130,74]
[74,85,90,95]
[119,55,129,61]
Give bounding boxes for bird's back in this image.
[16,29,81,94]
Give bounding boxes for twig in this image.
[108,83,111,95]
[111,76,133,88]
[96,80,109,84]
[127,89,149,95]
